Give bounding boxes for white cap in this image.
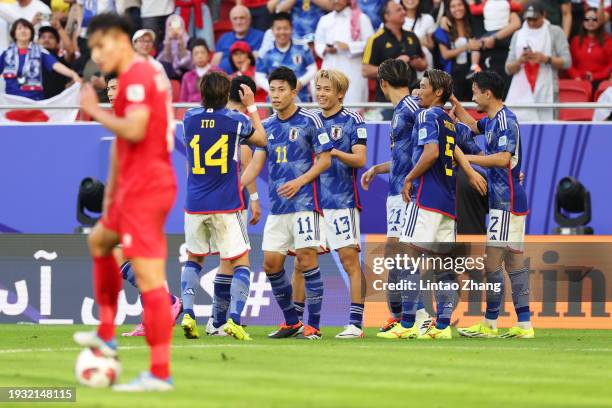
[132,29,156,44]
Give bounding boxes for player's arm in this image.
[450,94,479,134]
[241,145,262,224]
[278,150,332,199]
[466,151,511,169]
[241,149,267,188]
[361,161,390,190]
[80,83,150,143]
[238,84,266,147]
[454,145,487,196]
[332,145,366,168]
[402,143,438,202]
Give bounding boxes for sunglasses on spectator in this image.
[584,17,598,21]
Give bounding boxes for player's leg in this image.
[73,222,121,356]
[206,259,231,336]
[210,212,253,341]
[456,246,505,338]
[262,214,302,338]
[499,214,533,338]
[292,260,306,322]
[293,211,326,340]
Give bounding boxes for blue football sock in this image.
[349,303,364,328]
[267,270,298,325]
[294,302,305,322]
[213,274,232,327]
[387,267,403,319]
[120,262,137,288]
[400,266,420,328]
[434,271,457,330]
[485,268,505,321]
[229,266,251,325]
[180,261,202,319]
[303,267,324,330]
[509,266,531,322]
[416,292,425,311]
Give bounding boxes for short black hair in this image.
[87,12,133,38]
[104,72,117,84]
[272,12,292,26]
[230,76,257,103]
[38,26,60,43]
[378,59,415,89]
[268,66,297,90]
[200,71,231,109]
[380,0,394,25]
[10,18,35,42]
[471,71,505,100]
[424,69,453,104]
[188,37,210,52]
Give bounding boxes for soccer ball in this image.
[75,347,121,388]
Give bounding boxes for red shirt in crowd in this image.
[568,33,612,81]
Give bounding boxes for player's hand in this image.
[468,170,487,196]
[249,198,261,225]
[361,166,376,190]
[239,84,256,108]
[80,83,100,115]
[278,178,304,199]
[401,178,413,203]
[449,94,459,107]
[335,41,349,51]
[519,171,525,185]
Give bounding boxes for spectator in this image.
[38,25,70,99]
[0,0,52,50]
[116,0,143,31]
[520,0,572,38]
[230,41,257,78]
[568,7,612,93]
[175,0,215,49]
[179,38,221,102]
[357,0,386,29]
[213,5,264,74]
[362,0,427,106]
[255,12,317,101]
[314,0,375,103]
[401,0,437,71]
[470,0,522,95]
[239,0,273,31]
[268,0,333,44]
[104,72,118,104]
[432,0,480,100]
[157,14,192,80]
[132,28,166,74]
[141,0,175,50]
[0,19,79,100]
[505,0,571,121]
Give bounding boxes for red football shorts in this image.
[102,186,176,259]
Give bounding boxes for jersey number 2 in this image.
[190,134,228,174]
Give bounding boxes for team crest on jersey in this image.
[331,125,343,140]
[289,128,299,141]
[499,135,507,147]
[126,84,145,102]
[293,54,303,65]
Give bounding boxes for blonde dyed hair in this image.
[315,69,350,101]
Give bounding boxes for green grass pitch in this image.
[0,325,610,407]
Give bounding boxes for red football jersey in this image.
[113,60,176,198]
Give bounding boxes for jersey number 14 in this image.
[189,134,229,174]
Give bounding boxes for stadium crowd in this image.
[0,0,610,119]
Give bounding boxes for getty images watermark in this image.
[370,254,502,292]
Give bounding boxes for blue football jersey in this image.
[317,108,368,210]
[477,107,529,214]
[183,107,254,213]
[357,0,385,29]
[292,0,325,42]
[411,106,457,218]
[259,107,333,215]
[455,121,482,155]
[256,42,315,102]
[389,95,421,196]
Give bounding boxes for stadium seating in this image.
[171,80,181,103]
[213,20,233,42]
[558,79,594,121]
